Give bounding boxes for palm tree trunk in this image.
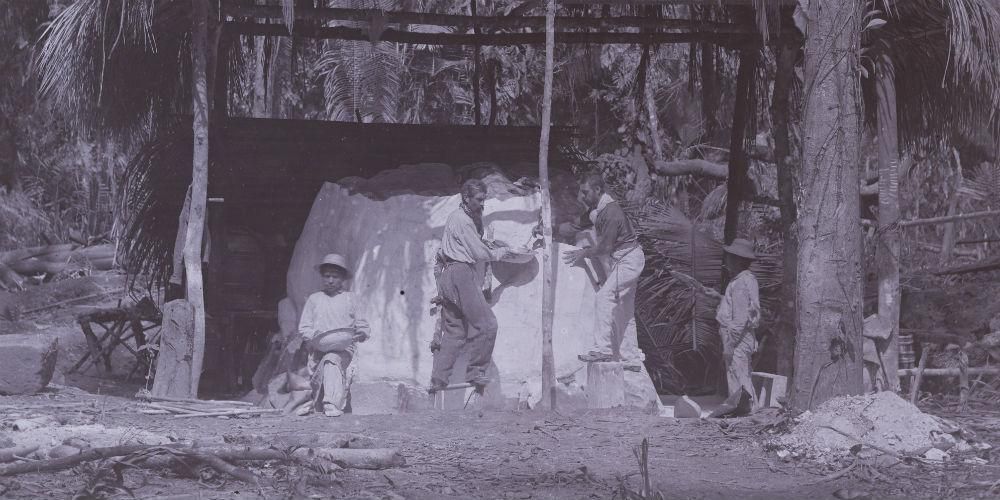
[789,0,864,409]
[538,0,556,409]
[771,43,799,379]
[253,37,268,117]
[875,54,900,390]
[186,0,211,398]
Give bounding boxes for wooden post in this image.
[187,0,211,398]
[771,42,798,378]
[875,54,900,390]
[722,47,758,247]
[938,149,963,265]
[537,0,556,410]
[471,0,481,126]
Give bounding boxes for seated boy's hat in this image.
[722,238,757,260]
[318,253,351,276]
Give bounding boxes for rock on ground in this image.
[0,333,58,395]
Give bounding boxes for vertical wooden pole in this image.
[875,54,900,390]
[471,0,482,126]
[771,42,799,378]
[538,0,556,409]
[187,0,211,398]
[722,48,758,249]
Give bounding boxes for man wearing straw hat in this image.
[711,238,761,407]
[292,253,370,417]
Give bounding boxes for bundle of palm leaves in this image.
[627,199,781,394]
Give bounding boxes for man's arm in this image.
[297,296,319,340]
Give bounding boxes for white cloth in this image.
[716,270,760,334]
[590,245,645,362]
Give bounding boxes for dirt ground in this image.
[3,273,1000,499]
[2,385,999,500]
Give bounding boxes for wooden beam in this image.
[222,1,750,34]
[538,0,557,411]
[225,22,762,47]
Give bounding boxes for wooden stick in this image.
[221,1,753,33]
[898,210,1000,227]
[226,22,765,47]
[0,446,39,463]
[899,367,1000,377]
[910,345,933,405]
[139,394,255,407]
[172,408,281,418]
[537,0,556,411]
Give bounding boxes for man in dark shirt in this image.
[563,172,646,367]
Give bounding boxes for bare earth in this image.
[2,383,998,500]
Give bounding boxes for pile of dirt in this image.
[771,392,980,461]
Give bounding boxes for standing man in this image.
[431,179,511,395]
[292,253,370,417]
[705,239,761,406]
[563,172,645,369]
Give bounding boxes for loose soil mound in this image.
[774,392,953,458]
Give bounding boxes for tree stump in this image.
[585,362,625,408]
[151,300,195,398]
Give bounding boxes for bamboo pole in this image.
[187,0,211,398]
[538,0,556,410]
[875,54,900,390]
[226,22,765,47]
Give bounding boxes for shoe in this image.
[293,403,313,416]
[578,351,614,363]
[323,405,344,417]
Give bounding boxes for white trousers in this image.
[591,246,645,362]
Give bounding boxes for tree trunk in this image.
[789,0,864,409]
[722,48,758,246]
[874,54,900,390]
[771,43,799,379]
[537,0,556,409]
[187,0,211,398]
[700,42,718,143]
[938,149,963,265]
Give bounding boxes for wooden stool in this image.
[429,383,477,410]
[70,298,162,379]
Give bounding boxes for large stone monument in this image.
[284,164,659,412]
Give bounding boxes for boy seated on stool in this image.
[287,253,370,417]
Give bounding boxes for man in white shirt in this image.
[707,239,761,406]
[291,253,369,417]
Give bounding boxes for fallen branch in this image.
[0,443,404,477]
[0,446,39,463]
[172,408,281,418]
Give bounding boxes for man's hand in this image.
[492,239,509,248]
[562,248,588,265]
[285,336,304,354]
[353,320,371,343]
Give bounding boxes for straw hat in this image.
[722,238,757,260]
[317,253,351,277]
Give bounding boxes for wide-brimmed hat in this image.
[317,253,351,277]
[722,238,757,260]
